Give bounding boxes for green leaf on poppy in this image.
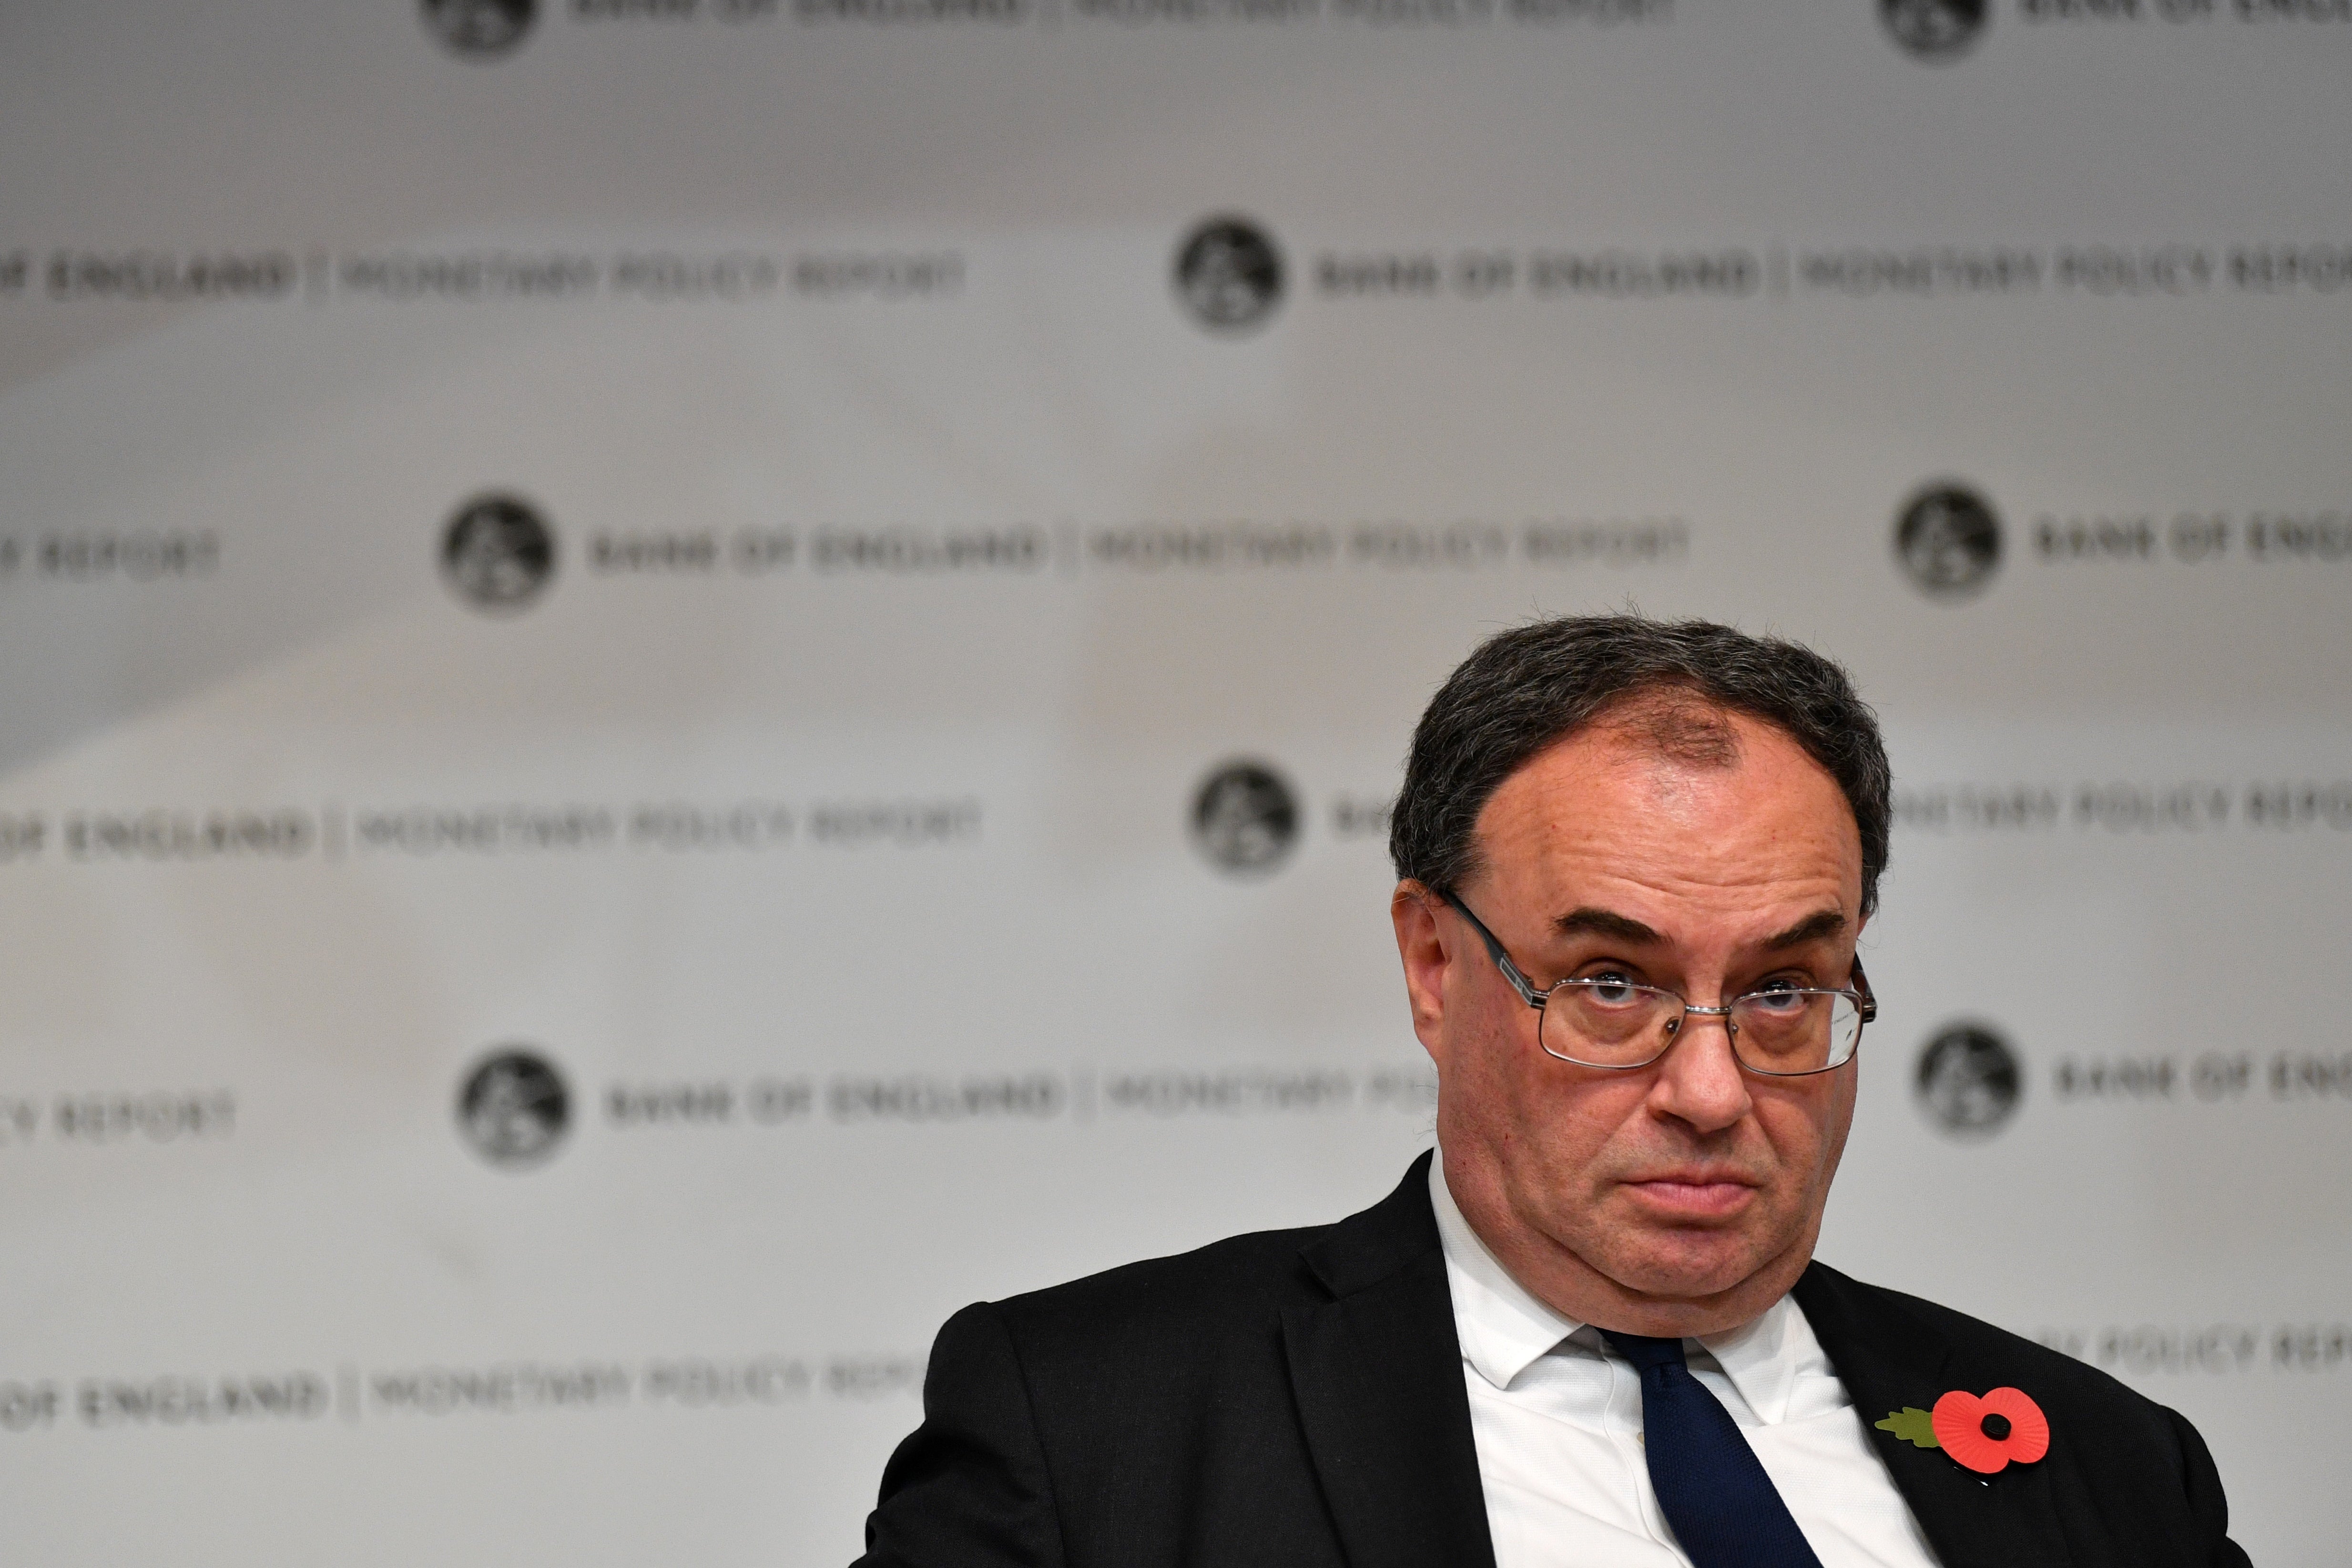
[1875,1407,1942,1448]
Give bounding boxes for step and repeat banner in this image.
[1,1,2347,1562]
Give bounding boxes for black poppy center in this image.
[1980,1412,2013,1441]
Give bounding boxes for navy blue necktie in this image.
[1598,1329,1825,1568]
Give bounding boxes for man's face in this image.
[1393,707,1865,1336]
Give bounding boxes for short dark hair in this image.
[1389,614,1892,917]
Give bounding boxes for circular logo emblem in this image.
[1914,1022,2022,1138]
[457,1048,570,1168]
[1879,0,1986,62]
[440,492,557,613]
[1191,760,1301,876]
[1894,483,2002,599]
[1173,217,1285,335]
[421,0,538,59]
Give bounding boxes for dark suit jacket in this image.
[857,1153,2249,1568]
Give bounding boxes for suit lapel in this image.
[1795,1264,2073,1568]
[1282,1155,1497,1568]
[1289,1166,2088,1568]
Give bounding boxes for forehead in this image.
[1470,710,1863,918]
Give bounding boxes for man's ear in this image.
[1390,881,1453,1062]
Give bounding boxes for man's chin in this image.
[1594,1233,1788,1310]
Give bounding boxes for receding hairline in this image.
[1447,688,1863,896]
[1591,684,1746,771]
[1387,613,1893,920]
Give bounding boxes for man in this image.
[856,615,2248,1568]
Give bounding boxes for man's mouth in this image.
[1621,1171,1761,1217]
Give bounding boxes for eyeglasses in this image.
[1438,890,1874,1078]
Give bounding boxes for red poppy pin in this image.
[1875,1387,2050,1474]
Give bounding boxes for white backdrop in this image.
[1,1,2348,1562]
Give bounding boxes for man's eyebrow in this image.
[1553,907,1662,944]
[1763,910,1847,950]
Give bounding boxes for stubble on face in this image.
[1411,705,1863,1337]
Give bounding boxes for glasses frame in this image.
[1437,889,1876,1078]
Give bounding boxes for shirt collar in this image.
[1428,1151,1810,1425]
[1428,1149,1583,1391]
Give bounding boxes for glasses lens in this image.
[1728,991,1862,1074]
[1540,980,1684,1066]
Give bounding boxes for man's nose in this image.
[1649,1008,1752,1132]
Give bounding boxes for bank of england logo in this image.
[1880,0,1986,62]
[457,1048,570,1168]
[1914,1022,2021,1138]
[1894,483,2001,599]
[421,0,538,58]
[441,492,556,612]
[1174,217,1285,335]
[1191,760,1300,876]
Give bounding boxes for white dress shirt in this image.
[1429,1158,1944,1568]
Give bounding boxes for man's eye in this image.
[1581,969,1642,1004]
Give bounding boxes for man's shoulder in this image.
[1801,1260,2187,1438]
[909,1219,1343,1429]
[1801,1263,2248,1568]
[989,1220,1331,1352]
[978,1155,1441,1361]
[1803,1261,2089,1379]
